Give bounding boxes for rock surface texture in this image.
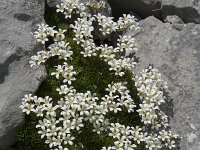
[0,0,46,149]
[129,16,200,150]
[161,0,200,24]
[108,0,200,24]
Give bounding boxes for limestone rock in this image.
[46,0,59,8]
[107,0,162,20]
[161,0,200,24]
[128,16,200,150]
[164,15,184,24]
[0,0,46,149]
[108,0,200,24]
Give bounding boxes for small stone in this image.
[164,15,184,24]
[187,133,197,143]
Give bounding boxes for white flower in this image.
[21,103,35,114]
[124,140,137,150]
[47,26,58,36]
[34,24,49,44]
[38,127,49,139]
[56,3,67,13]
[63,134,75,145]
[51,65,64,79]
[30,51,49,67]
[45,136,57,148]
[54,29,67,42]
[86,1,106,10]
[117,35,138,53]
[92,122,105,134]
[73,115,84,131]
[56,85,74,95]
[94,13,118,36]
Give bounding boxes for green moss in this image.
[15,114,48,150]
[16,3,145,150]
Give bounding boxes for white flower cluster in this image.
[134,66,169,127]
[69,11,138,76]
[117,14,140,31]
[86,0,106,10]
[133,66,178,149]
[30,26,71,67]
[95,13,118,36]
[56,0,86,18]
[51,63,76,84]
[20,0,178,149]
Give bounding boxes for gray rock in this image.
[108,0,200,24]
[128,16,200,150]
[107,0,162,20]
[46,0,59,8]
[164,15,184,24]
[0,0,46,149]
[161,0,200,24]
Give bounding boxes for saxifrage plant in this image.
[19,0,178,150]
